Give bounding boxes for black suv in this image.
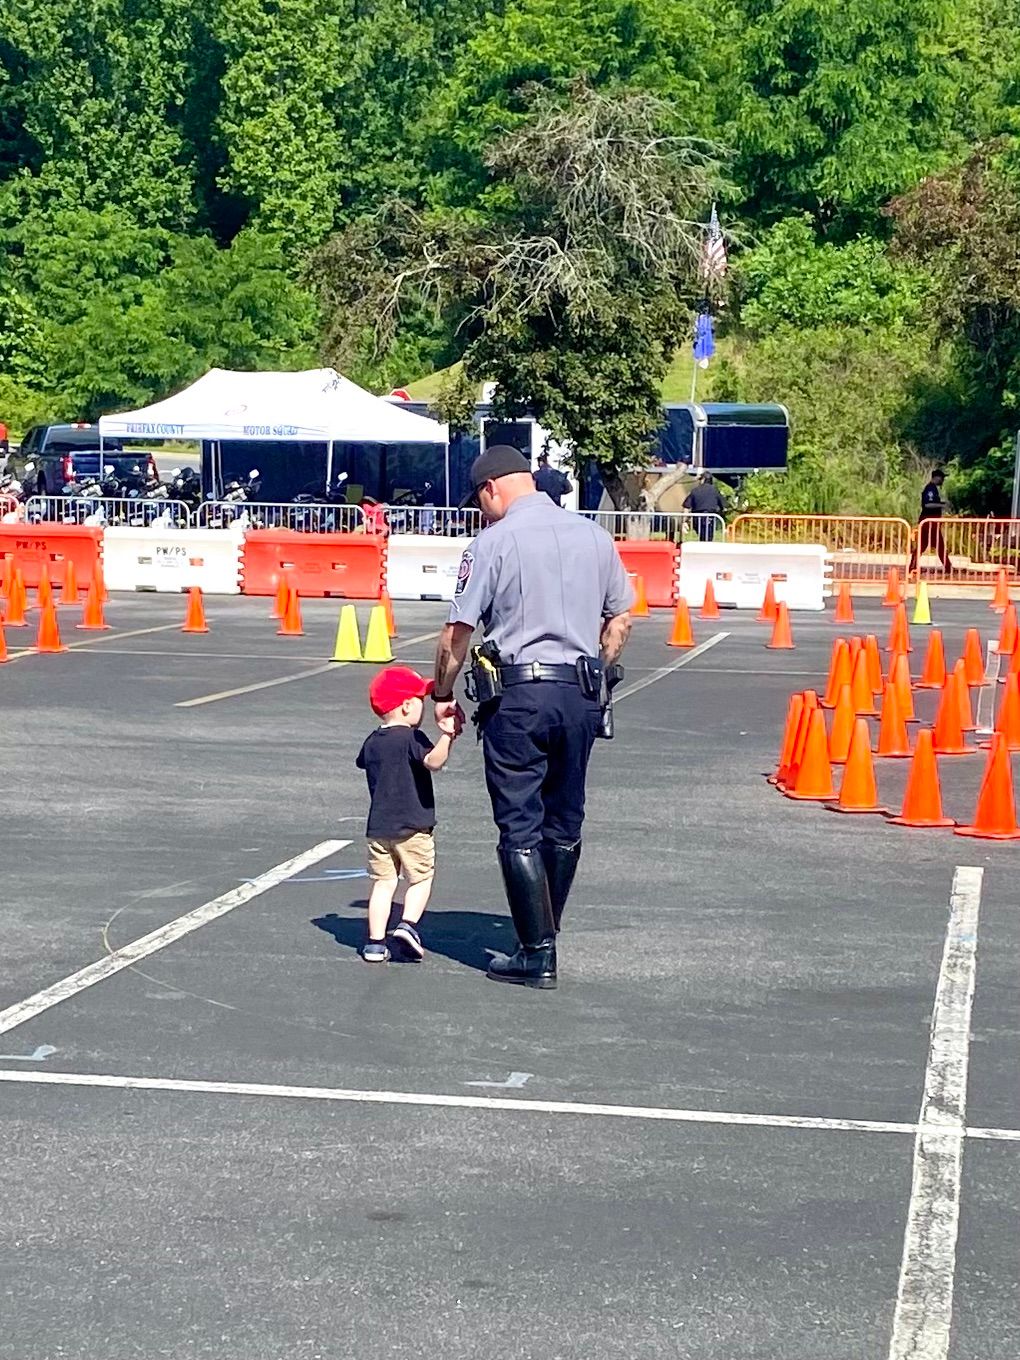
[17,423,157,493]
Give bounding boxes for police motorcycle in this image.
[0,463,31,520]
[203,469,262,529]
[169,467,202,516]
[289,473,350,532]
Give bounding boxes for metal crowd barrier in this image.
[728,514,913,585]
[196,500,366,533]
[379,505,483,537]
[913,518,1020,587]
[0,494,17,520]
[23,495,193,528]
[578,510,726,542]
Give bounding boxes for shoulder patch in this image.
[455,550,474,596]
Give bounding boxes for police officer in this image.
[534,451,571,506]
[907,468,952,572]
[683,472,726,541]
[432,446,633,989]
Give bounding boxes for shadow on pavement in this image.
[312,905,512,972]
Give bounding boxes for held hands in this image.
[435,698,466,739]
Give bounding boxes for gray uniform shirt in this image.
[449,493,633,664]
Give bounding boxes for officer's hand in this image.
[435,698,465,736]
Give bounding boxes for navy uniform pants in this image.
[481,682,601,851]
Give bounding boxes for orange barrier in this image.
[241,530,386,599]
[912,518,1020,588]
[615,542,677,608]
[729,515,911,587]
[0,524,103,590]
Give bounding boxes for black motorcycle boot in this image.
[541,840,582,934]
[487,848,558,989]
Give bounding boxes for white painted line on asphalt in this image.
[614,632,729,703]
[888,865,983,1360]
[0,839,350,1038]
[966,1126,1020,1142]
[175,629,440,706]
[1,621,184,665]
[0,1069,917,1133]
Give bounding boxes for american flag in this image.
[700,205,727,282]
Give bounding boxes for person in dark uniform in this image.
[907,468,952,572]
[534,452,571,506]
[683,472,726,541]
[432,446,633,989]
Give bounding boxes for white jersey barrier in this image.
[103,527,242,594]
[679,542,831,611]
[386,534,466,601]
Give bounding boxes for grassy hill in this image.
[403,341,734,406]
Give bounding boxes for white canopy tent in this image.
[99,367,448,497]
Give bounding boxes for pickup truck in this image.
[17,423,157,493]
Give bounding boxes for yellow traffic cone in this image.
[330,604,363,662]
[362,604,393,663]
[912,580,932,626]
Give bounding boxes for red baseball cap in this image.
[368,665,435,716]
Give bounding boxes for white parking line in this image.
[1,621,185,664]
[175,629,440,706]
[614,632,728,703]
[0,840,349,1038]
[888,865,983,1360]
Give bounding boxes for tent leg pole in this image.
[325,440,334,493]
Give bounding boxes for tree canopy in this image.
[0,0,1018,509]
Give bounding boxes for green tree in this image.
[723,0,967,235]
[214,0,344,254]
[310,84,721,505]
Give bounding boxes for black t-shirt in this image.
[535,464,571,504]
[919,482,944,521]
[356,726,436,839]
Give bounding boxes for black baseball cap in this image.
[459,445,532,507]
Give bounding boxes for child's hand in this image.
[437,713,462,738]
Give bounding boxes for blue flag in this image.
[693,312,715,367]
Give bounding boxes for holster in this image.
[575,656,624,739]
[465,642,504,705]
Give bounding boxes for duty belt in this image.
[499,663,580,686]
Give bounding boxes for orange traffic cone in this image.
[95,560,109,603]
[783,690,819,790]
[182,586,209,634]
[272,573,290,620]
[888,729,955,827]
[986,671,1020,752]
[874,682,912,757]
[785,708,835,800]
[828,683,856,765]
[667,598,695,649]
[953,659,976,732]
[58,558,78,607]
[5,570,27,627]
[699,578,720,620]
[37,569,53,611]
[771,692,803,786]
[757,577,777,624]
[883,567,902,606]
[991,567,1009,613]
[932,670,974,756]
[834,581,855,624]
[886,602,911,653]
[917,630,947,689]
[277,587,304,636]
[893,652,916,722]
[35,600,66,653]
[630,574,650,618]
[1010,641,1020,679]
[851,648,877,716]
[997,603,1017,657]
[76,578,110,631]
[829,718,887,813]
[766,600,794,650]
[821,638,851,709]
[961,628,985,686]
[1,555,13,601]
[955,733,1020,839]
[864,634,884,696]
[0,619,7,663]
[382,588,398,638]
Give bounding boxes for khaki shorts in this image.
[367,831,435,885]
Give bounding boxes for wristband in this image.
[433,692,455,703]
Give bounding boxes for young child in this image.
[355,665,456,963]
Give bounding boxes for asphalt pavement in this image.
[0,592,1016,1359]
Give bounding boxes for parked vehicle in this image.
[17,423,158,494]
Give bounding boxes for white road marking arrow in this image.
[0,1044,57,1062]
[464,1072,533,1089]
